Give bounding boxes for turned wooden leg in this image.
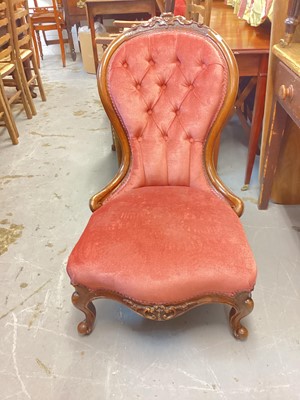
[71,285,96,335]
[229,292,254,340]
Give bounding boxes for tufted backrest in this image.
[98,17,238,203]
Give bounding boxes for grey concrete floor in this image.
[0,47,300,400]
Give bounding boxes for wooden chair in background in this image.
[29,0,74,67]
[185,0,212,25]
[0,0,33,144]
[8,0,46,116]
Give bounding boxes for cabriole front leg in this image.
[229,292,254,340]
[71,285,96,335]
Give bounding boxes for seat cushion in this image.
[67,187,256,304]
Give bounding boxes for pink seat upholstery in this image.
[67,14,257,339]
[68,186,256,304]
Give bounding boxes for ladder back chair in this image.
[67,14,257,340]
[0,0,33,144]
[29,0,74,68]
[8,0,46,116]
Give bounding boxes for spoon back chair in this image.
[67,13,257,340]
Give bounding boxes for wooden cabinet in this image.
[258,44,300,209]
[259,0,300,208]
[275,60,300,126]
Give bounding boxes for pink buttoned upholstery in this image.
[67,26,256,306]
[106,31,226,194]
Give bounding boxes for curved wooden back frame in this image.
[91,13,243,216]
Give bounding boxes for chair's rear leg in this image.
[72,286,96,335]
[229,292,254,340]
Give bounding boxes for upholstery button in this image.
[136,84,141,90]
[161,84,167,89]
[163,134,168,141]
[147,109,153,115]
[189,137,194,143]
[189,84,193,89]
[123,62,128,68]
[136,135,143,142]
[149,59,155,66]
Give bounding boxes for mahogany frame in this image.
[71,14,254,340]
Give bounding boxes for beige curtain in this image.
[225,0,274,26]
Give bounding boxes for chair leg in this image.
[0,83,19,144]
[11,69,33,119]
[72,286,96,335]
[36,31,44,60]
[17,61,37,116]
[57,24,66,67]
[31,52,47,102]
[229,292,254,340]
[31,27,41,69]
[66,24,76,61]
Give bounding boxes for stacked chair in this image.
[0,0,46,145]
[0,0,32,144]
[29,0,74,68]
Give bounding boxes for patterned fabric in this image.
[225,0,274,26]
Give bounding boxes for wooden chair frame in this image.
[185,0,213,26]
[0,76,19,144]
[71,14,254,340]
[8,0,46,116]
[29,0,74,67]
[0,0,33,143]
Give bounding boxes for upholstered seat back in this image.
[106,29,228,190]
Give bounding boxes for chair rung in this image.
[0,33,10,47]
[14,8,28,20]
[95,36,115,45]
[8,91,22,105]
[0,17,8,28]
[18,35,30,48]
[16,23,29,36]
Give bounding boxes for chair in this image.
[0,0,33,144]
[174,0,212,25]
[185,0,212,25]
[29,0,74,67]
[67,14,257,339]
[8,0,46,116]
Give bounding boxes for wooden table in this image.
[210,2,271,187]
[258,44,300,209]
[85,0,157,71]
[62,0,159,62]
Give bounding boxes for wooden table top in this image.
[210,2,270,53]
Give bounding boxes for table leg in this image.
[86,6,99,73]
[66,21,76,61]
[243,54,269,188]
[258,101,288,209]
